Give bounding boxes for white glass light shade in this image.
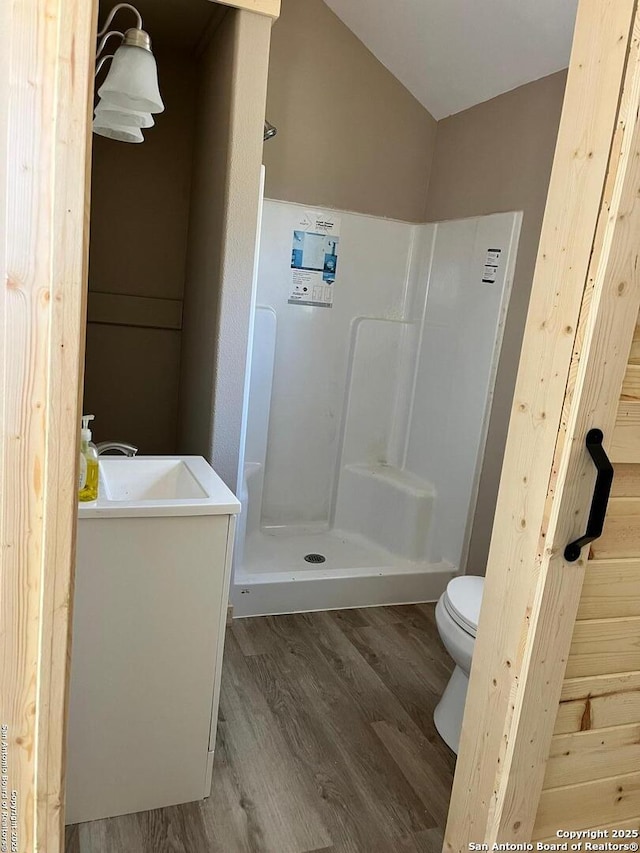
[95,99,154,129]
[97,44,164,114]
[93,120,144,144]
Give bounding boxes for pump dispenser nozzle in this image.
[81,414,95,441]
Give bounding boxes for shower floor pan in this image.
[232,526,456,617]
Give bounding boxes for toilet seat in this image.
[443,575,484,638]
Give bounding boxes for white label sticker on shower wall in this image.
[288,210,341,307]
[482,248,502,284]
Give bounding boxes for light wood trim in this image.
[0,0,97,850]
[629,322,640,363]
[601,497,640,517]
[555,680,640,734]
[535,817,640,844]
[446,2,640,847]
[566,616,640,678]
[544,724,640,788]
[561,670,640,701]
[209,0,280,18]
[622,364,640,400]
[534,771,640,838]
[578,559,640,619]
[612,402,640,462]
[554,700,592,734]
[611,463,640,496]
[592,497,640,559]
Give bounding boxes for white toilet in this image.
[434,574,484,753]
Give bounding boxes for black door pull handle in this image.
[564,428,614,563]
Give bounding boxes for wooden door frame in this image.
[446,0,640,846]
[0,1,99,850]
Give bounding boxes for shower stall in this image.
[232,200,522,617]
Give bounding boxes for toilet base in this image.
[434,665,469,753]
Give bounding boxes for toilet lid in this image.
[443,575,484,638]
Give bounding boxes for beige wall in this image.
[177,16,233,464]
[425,70,568,574]
[263,0,437,222]
[178,9,272,490]
[84,50,197,453]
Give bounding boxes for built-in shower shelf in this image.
[335,463,435,563]
[342,462,435,494]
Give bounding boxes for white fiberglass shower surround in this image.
[233,200,522,617]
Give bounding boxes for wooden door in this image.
[532,321,640,838]
[446,0,640,846]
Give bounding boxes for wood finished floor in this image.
[65,604,455,853]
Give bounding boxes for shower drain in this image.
[304,553,326,564]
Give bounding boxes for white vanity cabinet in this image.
[65,457,240,825]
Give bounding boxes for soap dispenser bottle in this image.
[79,414,99,502]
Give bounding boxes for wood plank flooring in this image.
[65,604,455,853]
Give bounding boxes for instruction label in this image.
[288,211,341,308]
[482,248,502,284]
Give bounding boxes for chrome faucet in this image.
[96,441,139,457]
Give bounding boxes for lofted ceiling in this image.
[324,0,579,119]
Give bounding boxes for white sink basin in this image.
[78,456,241,519]
[101,458,207,501]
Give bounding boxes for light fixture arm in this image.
[97,3,143,37]
[95,54,115,78]
[96,30,124,59]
